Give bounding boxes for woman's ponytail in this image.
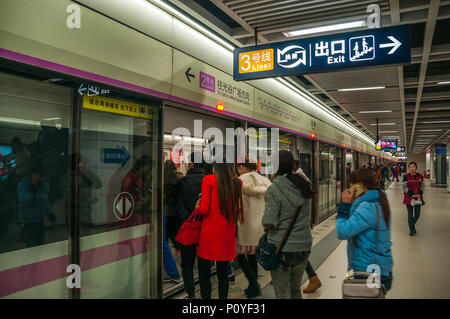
[377,188,391,228]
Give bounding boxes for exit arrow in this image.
[185,67,195,83]
[379,36,402,55]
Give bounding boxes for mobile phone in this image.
[198,193,201,200]
[350,184,365,198]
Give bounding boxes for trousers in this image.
[406,205,421,232]
[270,251,310,299]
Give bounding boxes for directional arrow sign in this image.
[379,36,402,54]
[185,67,195,83]
[233,24,411,81]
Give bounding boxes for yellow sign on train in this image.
[82,95,152,119]
[238,49,274,74]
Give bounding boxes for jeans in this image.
[270,251,310,299]
[180,244,197,297]
[305,260,316,278]
[406,205,421,232]
[227,261,233,276]
[163,217,179,278]
[198,257,229,299]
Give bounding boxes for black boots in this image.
[237,254,261,298]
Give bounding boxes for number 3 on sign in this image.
[240,54,251,71]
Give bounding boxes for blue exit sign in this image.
[233,25,411,81]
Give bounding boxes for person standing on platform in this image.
[262,150,315,299]
[236,158,271,298]
[394,165,400,182]
[346,163,352,176]
[175,152,205,298]
[402,162,424,236]
[337,168,393,295]
[294,161,322,294]
[193,161,243,299]
[162,160,183,283]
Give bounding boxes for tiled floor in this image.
[301,179,450,299]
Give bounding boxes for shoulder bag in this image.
[342,203,385,299]
[175,187,211,246]
[255,182,302,271]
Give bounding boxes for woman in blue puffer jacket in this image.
[337,168,393,293]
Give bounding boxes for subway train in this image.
[0,0,396,298]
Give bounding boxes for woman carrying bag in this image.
[193,161,243,299]
[337,168,393,298]
[402,162,424,236]
[261,150,315,299]
[236,158,271,298]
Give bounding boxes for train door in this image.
[77,90,161,298]
[162,104,235,297]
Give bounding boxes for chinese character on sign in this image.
[315,41,329,56]
[261,50,271,62]
[331,40,345,55]
[252,52,260,63]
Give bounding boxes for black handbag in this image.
[256,204,302,271]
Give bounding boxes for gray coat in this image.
[262,175,312,252]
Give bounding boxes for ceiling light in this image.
[423,120,450,124]
[284,20,366,37]
[358,110,392,113]
[338,86,385,92]
[379,130,398,133]
[419,129,442,132]
[437,81,450,85]
[370,123,395,126]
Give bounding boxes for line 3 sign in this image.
[233,25,411,81]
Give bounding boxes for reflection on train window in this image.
[0,72,71,253]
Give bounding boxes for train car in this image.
[0,0,395,299]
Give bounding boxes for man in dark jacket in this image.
[175,152,205,299]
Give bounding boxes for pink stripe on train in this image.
[0,235,148,297]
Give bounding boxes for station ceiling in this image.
[168,0,450,154]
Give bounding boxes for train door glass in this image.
[318,143,329,222]
[0,72,71,298]
[299,153,312,181]
[328,146,337,213]
[78,94,160,298]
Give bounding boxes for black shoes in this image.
[413,228,417,234]
[409,231,414,236]
[244,282,261,299]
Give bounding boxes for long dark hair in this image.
[277,150,316,199]
[348,168,391,228]
[213,162,243,224]
[164,160,179,203]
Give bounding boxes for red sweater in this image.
[194,175,241,261]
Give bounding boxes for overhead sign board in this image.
[380,139,398,151]
[233,25,411,81]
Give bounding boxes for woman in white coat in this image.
[236,159,271,298]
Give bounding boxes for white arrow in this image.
[77,83,87,96]
[379,36,402,55]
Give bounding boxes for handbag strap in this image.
[348,202,380,270]
[273,181,303,254]
[275,205,302,254]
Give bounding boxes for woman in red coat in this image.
[193,162,243,299]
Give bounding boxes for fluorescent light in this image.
[338,86,385,92]
[420,129,442,132]
[423,120,450,124]
[284,20,366,37]
[358,110,392,114]
[379,131,398,133]
[152,0,235,51]
[370,123,396,126]
[437,81,450,85]
[43,117,61,121]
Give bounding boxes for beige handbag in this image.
[342,204,386,299]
